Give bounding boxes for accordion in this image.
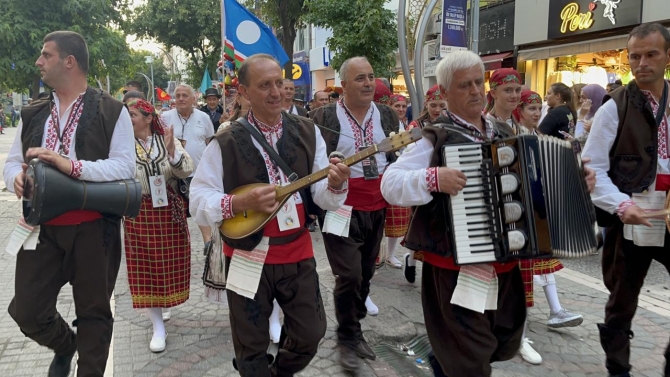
[441,134,597,265]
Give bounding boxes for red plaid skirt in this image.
[519,258,563,307]
[384,205,412,237]
[124,195,191,309]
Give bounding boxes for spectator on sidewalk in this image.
[582,22,670,377]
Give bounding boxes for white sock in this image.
[522,316,528,340]
[365,295,379,315]
[407,250,417,267]
[269,300,281,343]
[386,237,400,260]
[146,308,165,338]
[542,275,563,314]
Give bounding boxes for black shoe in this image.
[403,253,416,283]
[48,350,75,377]
[354,338,376,360]
[339,345,361,371]
[308,222,316,232]
[203,240,213,256]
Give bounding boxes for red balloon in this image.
[231,77,239,87]
[217,60,223,67]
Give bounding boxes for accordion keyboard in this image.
[442,144,503,264]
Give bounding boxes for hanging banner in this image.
[440,0,468,56]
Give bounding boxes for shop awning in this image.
[518,35,629,62]
[480,52,513,71]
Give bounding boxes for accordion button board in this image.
[441,135,598,265]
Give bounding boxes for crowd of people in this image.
[2,21,670,377]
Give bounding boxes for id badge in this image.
[149,175,169,208]
[277,196,301,231]
[359,146,379,180]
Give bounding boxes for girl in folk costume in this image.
[485,68,523,132]
[512,91,584,365]
[124,99,194,353]
[389,94,408,126]
[401,85,447,284]
[408,84,447,130]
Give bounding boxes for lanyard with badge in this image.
[342,103,379,180]
[136,134,169,208]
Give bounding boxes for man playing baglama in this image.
[582,23,670,377]
[281,79,308,117]
[189,53,350,377]
[309,56,400,371]
[381,50,595,376]
[3,31,135,377]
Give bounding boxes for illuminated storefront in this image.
[514,0,669,96]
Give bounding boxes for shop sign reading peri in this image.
[548,0,642,39]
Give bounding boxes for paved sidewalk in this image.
[0,189,666,376]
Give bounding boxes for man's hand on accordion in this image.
[437,167,468,196]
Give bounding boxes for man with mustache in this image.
[189,54,350,376]
[309,56,400,371]
[582,22,670,377]
[381,50,596,376]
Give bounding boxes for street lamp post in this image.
[145,55,155,103]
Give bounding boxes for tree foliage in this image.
[0,0,134,97]
[242,0,305,77]
[124,0,221,88]
[304,0,398,79]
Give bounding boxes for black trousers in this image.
[321,208,385,347]
[8,218,122,377]
[599,221,670,376]
[225,257,327,377]
[421,263,526,377]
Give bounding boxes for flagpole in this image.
[220,0,226,115]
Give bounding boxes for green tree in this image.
[124,0,221,88]
[243,0,305,77]
[304,0,398,79]
[0,0,133,98]
[118,50,172,97]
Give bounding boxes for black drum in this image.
[22,158,142,226]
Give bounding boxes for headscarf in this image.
[512,90,543,123]
[486,68,522,113]
[424,84,442,102]
[581,84,607,119]
[373,78,392,105]
[126,99,165,135]
[390,94,406,104]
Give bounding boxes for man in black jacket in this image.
[199,88,225,133]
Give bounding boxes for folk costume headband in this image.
[373,78,393,105]
[512,90,542,122]
[127,99,165,135]
[425,84,443,102]
[486,68,522,113]
[390,94,406,104]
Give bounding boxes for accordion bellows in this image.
[442,135,598,265]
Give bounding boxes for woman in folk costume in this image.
[124,99,194,353]
[485,68,524,132]
[512,90,584,365]
[400,85,448,284]
[389,94,408,126]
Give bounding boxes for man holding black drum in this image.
[3,31,135,377]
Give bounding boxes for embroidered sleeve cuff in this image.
[221,195,235,219]
[69,160,83,179]
[617,199,636,219]
[169,148,183,166]
[426,167,440,192]
[327,180,348,194]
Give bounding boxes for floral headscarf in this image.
[486,68,522,113]
[390,94,407,104]
[425,84,442,102]
[373,78,393,105]
[512,90,542,122]
[126,99,165,135]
